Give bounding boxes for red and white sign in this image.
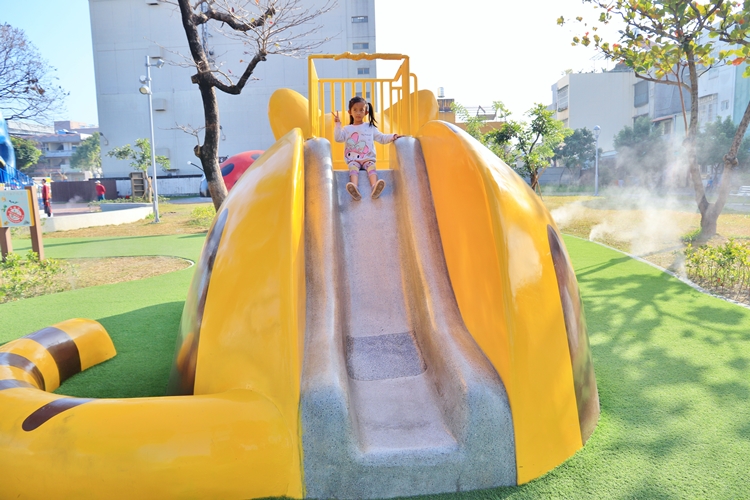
[0,190,32,227]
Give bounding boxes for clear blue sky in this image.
[1,0,607,126]
[2,0,98,125]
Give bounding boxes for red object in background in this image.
[220,150,264,191]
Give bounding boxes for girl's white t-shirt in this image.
[334,122,395,163]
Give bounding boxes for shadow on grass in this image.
[55,301,184,399]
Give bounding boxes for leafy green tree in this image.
[451,101,515,164]
[107,138,169,172]
[554,127,598,169]
[454,101,571,194]
[613,116,667,182]
[486,104,572,194]
[696,117,750,178]
[9,136,41,171]
[106,138,169,201]
[70,132,101,173]
[559,0,745,240]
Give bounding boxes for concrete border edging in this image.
[565,234,750,311]
[99,203,152,212]
[41,207,153,233]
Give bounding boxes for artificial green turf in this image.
[0,234,204,397]
[2,234,750,498]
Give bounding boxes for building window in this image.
[352,16,368,23]
[634,80,649,107]
[699,94,718,125]
[352,42,369,50]
[557,85,569,112]
[655,119,672,136]
[721,100,730,111]
[357,67,370,75]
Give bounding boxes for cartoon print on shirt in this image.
[344,132,371,166]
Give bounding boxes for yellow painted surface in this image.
[0,388,293,499]
[193,128,306,498]
[56,318,116,371]
[269,88,312,140]
[416,121,582,483]
[0,338,59,390]
[0,365,39,387]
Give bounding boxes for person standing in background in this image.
[41,179,52,217]
[95,180,106,201]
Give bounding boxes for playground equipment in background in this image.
[0,53,599,499]
[0,111,33,190]
[199,150,264,197]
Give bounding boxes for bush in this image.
[189,205,216,228]
[0,251,69,303]
[684,238,750,295]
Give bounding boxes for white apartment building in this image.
[89,0,376,178]
[551,68,638,153]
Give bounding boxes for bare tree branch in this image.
[0,23,68,123]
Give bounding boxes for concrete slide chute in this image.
[301,138,516,498]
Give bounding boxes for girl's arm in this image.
[332,112,345,143]
[372,127,400,144]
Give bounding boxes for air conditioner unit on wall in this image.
[153,99,167,111]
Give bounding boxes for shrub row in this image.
[684,238,750,296]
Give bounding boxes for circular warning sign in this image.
[6,204,25,224]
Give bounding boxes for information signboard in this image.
[0,190,32,227]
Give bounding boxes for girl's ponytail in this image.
[367,102,378,127]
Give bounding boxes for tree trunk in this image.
[145,174,153,203]
[177,0,228,211]
[683,47,716,240]
[198,82,227,210]
[699,100,750,242]
[530,170,540,194]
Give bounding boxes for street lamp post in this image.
[593,125,601,196]
[138,55,164,222]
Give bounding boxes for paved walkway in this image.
[46,197,211,218]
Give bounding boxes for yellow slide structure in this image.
[0,53,598,499]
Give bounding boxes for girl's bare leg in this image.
[346,172,361,201]
[369,171,386,199]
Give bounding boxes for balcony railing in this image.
[43,150,73,158]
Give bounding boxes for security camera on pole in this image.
[138,55,165,223]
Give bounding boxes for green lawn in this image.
[2,234,749,499]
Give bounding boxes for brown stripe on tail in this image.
[22,398,93,432]
[27,327,82,384]
[0,352,46,390]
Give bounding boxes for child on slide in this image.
[333,96,400,200]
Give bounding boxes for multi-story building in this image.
[34,130,93,177]
[89,0,376,177]
[7,120,98,178]
[551,66,638,153]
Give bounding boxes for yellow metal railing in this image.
[308,53,418,169]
